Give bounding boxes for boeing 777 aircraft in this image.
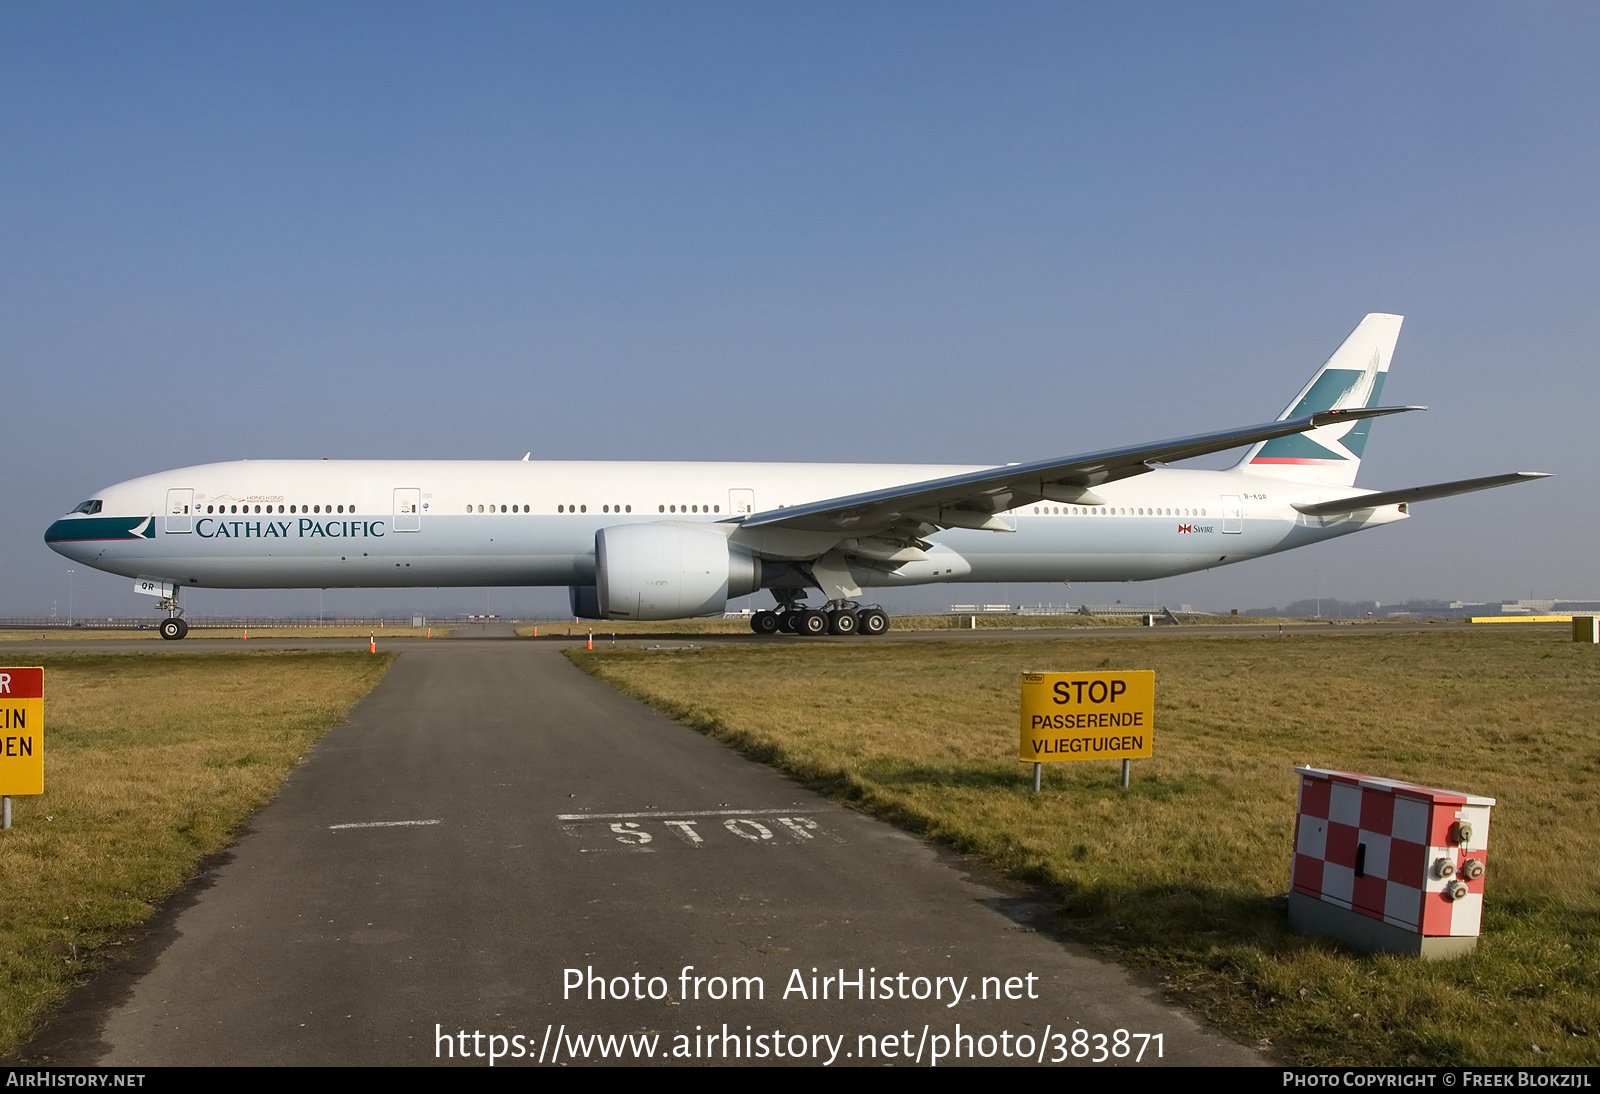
[45,315,1546,639]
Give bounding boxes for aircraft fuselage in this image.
[44,458,1403,592]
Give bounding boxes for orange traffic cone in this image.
[369,633,376,653]
[587,631,593,650]
[532,625,538,637]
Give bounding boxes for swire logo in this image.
[1178,524,1192,533]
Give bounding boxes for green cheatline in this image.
[43,516,154,543]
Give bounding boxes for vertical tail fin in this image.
[1234,313,1404,486]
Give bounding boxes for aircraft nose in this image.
[44,519,85,559]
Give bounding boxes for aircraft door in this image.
[393,488,422,532]
[165,489,194,533]
[729,489,755,517]
[1221,494,1243,534]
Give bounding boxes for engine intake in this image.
[596,523,759,620]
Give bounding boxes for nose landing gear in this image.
[156,591,188,640]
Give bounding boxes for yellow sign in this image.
[0,668,43,796]
[1020,670,1153,763]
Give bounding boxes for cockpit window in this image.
[71,500,103,515]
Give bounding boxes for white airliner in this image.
[46,315,1545,639]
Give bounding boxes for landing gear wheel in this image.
[827,609,858,635]
[159,617,188,641]
[857,608,889,636]
[796,610,829,636]
[751,611,780,635]
[779,612,801,634]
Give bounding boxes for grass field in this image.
[0,626,448,641]
[571,627,1600,1066]
[0,651,393,1058]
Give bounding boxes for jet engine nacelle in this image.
[596,523,760,620]
[569,584,601,620]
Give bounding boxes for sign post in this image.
[1020,670,1153,792]
[0,668,44,830]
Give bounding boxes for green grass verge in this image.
[569,629,1599,1066]
[0,651,394,1057]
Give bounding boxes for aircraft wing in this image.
[1291,471,1550,517]
[739,405,1422,536]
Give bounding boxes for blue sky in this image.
[2,4,1595,619]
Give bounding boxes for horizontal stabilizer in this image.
[1292,472,1550,517]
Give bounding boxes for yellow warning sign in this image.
[0,668,43,796]
[1020,670,1153,763]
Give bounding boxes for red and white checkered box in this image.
[1291,767,1493,946]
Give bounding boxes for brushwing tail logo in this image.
[1252,348,1384,465]
[1236,313,1403,487]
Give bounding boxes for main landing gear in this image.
[157,591,188,640]
[749,601,890,637]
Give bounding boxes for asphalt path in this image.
[14,634,1270,1068]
